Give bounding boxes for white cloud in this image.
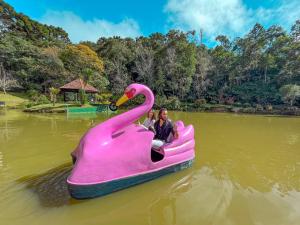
[40,11,142,43]
[165,0,300,42]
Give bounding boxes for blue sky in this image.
[5,0,300,44]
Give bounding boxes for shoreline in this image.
[183,106,300,116]
[3,106,298,117]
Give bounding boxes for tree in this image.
[133,43,155,89]
[279,84,300,106]
[96,37,133,94]
[291,20,300,42]
[81,68,93,85]
[59,44,104,79]
[78,88,87,106]
[158,30,196,100]
[36,47,66,92]
[0,0,70,46]
[0,63,19,94]
[49,87,60,106]
[190,46,212,99]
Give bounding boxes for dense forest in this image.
[0,0,299,109]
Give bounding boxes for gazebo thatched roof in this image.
[59,79,98,93]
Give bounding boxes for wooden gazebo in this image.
[59,79,99,102]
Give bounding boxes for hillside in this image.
[0,0,70,46]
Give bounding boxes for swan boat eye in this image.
[125,88,136,99]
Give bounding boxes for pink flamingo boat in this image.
[67,83,195,199]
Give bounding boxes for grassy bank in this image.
[0,92,28,108]
[23,103,83,113]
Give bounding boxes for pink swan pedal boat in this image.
[67,83,195,199]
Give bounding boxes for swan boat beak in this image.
[116,94,129,106]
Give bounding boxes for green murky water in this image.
[0,110,299,225]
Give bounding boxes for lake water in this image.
[0,110,299,225]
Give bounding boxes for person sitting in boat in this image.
[152,108,178,149]
[141,109,156,130]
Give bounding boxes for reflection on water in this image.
[0,111,299,225]
[146,166,300,225]
[145,167,233,225]
[17,163,77,207]
[148,172,194,225]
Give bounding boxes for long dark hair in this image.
[158,108,167,120]
[147,109,156,120]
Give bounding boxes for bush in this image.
[37,94,50,104]
[242,107,256,113]
[243,103,251,108]
[167,96,181,110]
[234,102,242,107]
[225,97,235,105]
[27,89,39,102]
[95,93,112,104]
[154,96,181,110]
[155,95,168,108]
[231,107,242,113]
[26,90,50,105]
[256,104,263,111]
[265,104,273,111]
[194,99,207,107]
[25,102,34,108]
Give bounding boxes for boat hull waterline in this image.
[68,159,194,199]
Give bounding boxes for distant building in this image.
[59,79,99,102]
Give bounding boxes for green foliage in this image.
[256,104,264,111]
[90,74,109,93]
[0,0,299,110]
[242,107,256,113]
[194,99,207,107]
[279,84,300,106]
[26,93,50,107]
[59,44,104,78]
[78,89,87,105]
[95,93,112,104]
[27,89,39,102]
[37,94,50,104]
[0,1,70,46]
[49,87,60,106]
[154,96,181,110]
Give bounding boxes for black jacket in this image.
[153,119,174,142]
